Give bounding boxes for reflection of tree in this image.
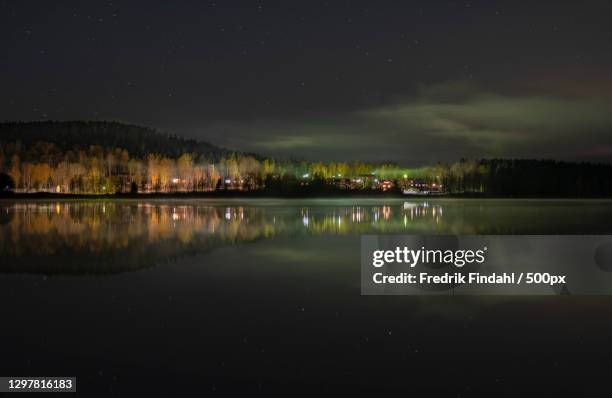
[0,203,440,255]
[0,202,452,274]
[2,200,611,275]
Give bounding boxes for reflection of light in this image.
[382,206,391,220]
[2,202,454,262]
[403,202,417,210]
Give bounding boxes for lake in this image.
[1,198,612,395]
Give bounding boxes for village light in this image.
[302,173,309,178]
[172,178,180,184]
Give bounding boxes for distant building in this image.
[330,177,351,189]
[403,179,444,195]
[350,174,376,189]
[222,177,243,190]
[378,179,394,191]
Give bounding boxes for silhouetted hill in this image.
[0,121,225,159]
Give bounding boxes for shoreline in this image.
[1,191,612,200]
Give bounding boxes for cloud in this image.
[364,93,612,156]
[190,81,612,165]
[251,135,317,150]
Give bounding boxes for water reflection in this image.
[1,199,612,274]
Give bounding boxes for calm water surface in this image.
[1,199,612,395]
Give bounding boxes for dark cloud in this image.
[190,81,612,165]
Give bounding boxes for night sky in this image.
[2,1,612,165]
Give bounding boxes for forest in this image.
[1,121,611,197]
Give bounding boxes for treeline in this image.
[0,121,405,194]
[444,159,612,197]
[0,137,401,194]
[0,121,611,197]
[0,142,250,193]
